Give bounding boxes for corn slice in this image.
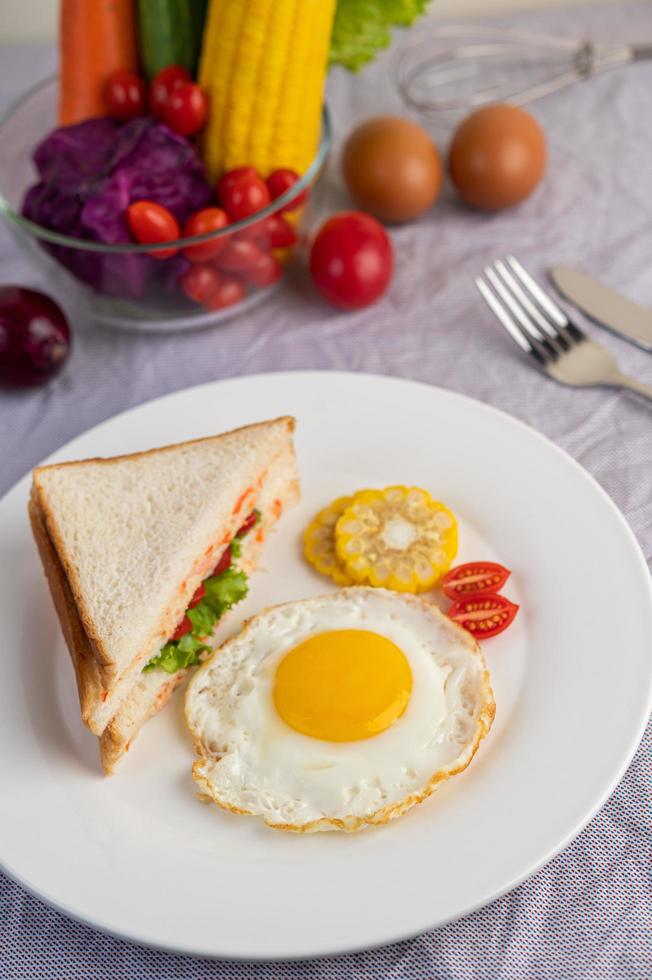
[335,486,458,593]
[304,497,355,586]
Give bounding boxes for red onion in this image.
[0,287,71,387]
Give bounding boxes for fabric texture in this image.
[1,2,651,977]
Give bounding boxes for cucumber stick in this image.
[137,0,207,79]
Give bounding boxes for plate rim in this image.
[1,370,651,961]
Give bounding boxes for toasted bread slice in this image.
[32,417,296,733]
[29,418,299,771]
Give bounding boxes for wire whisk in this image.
[395,23,652,118]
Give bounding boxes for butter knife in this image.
[549,265,652,352]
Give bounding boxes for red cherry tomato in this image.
[262,214,297,248]
[126,201,180,259]
[213,546,233,576]
[217,238,266,273]
[204,276,246,311]
[150,65,192,119]
[266,168,307,212]
[237,511,258,537]
[163,82,208,136]
[222,172,270,221]
[105,71,146,120]
[171,615,192,641]
[243,252,282,288]
[216,167,258,207]
[188,583,206,608]
[309,211,393,309]
[442,562,511,600]
[180,264,223,304]
[182,208,229,262]
[448,593,519,639]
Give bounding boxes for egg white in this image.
[185,588,495,832]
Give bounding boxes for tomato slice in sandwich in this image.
[447,593,519,639]
[441,561,510,599]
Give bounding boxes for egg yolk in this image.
[273,629,413,742]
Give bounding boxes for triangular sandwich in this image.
[29,417,299,773]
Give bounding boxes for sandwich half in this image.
[29,417,299,773]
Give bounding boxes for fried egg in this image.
[185,588,495,832]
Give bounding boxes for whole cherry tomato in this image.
[262,215,297,248]
[180,264,223,304]
[309,211,393,309]
[105,71,146,120]
[216,167,257,206]
[163,82,208,136]
[182,208,229,262]
[204,276,246,311]
[243,252,282,288]
[217,238,266,273]
[126,201,180,259]
[266,168,307,212]
[149,65,192,119]
[221,171,270,222]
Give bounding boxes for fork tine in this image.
[506,256,586,344]
[475,277,547,365]
[493,260,563,342]
[506,255,570,327]
[485,267,546,343]
[486,266,560,360]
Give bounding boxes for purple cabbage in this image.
[22,117,213,299]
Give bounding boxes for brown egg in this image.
[449,104,546,211]
[343,116,442,223]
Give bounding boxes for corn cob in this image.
[199,0,336,181]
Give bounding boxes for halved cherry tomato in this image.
[171,615,192,641]
[243,252,282,288]
[182,208,229,262]
[442,562,511,600]
[188,582,206,608]
[163,82,208,137]
[204,276,246,311]
[105,71,146,120]
[216,167,257,207]
[448,593,519,639]
[126,201,179,259]
[217,238,265,273]
[180,264,222,305]
[150,65,192,119]
[266,168,307,212]
[221,172,270,221]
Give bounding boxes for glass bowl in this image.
[0,78,330,332]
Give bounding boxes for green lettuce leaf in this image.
[143,568,249,674]
[204,568,248,615]
[329,0,430,72]
[143,632,210,674]
[187,601,219,637]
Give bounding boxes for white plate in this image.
[1,372,651,960]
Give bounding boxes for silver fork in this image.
[475,256,652,404]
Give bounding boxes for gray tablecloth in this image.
[1,2,651,977]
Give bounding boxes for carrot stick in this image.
[59,0,138,125]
